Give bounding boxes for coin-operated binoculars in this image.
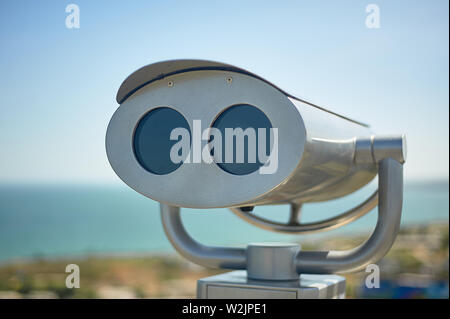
[106,60,406,299]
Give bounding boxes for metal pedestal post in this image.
[197,271,345,299]
[197,242,345,299]
[160,158,403,299]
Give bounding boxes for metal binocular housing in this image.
[106,59,406,287]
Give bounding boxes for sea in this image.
[0,181,448,263]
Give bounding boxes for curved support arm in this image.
[295,157,403,274]
[160,204,247,269]
[160,157,403,275]
[229,190,378,234]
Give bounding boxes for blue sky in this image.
[0,0,448,184]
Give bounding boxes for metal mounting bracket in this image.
[160,157,403,275]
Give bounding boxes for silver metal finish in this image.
[107,60,381,208]
[108,60,406,298]
[295,158,403,274]
[277,99,377,204]
[355,134,407,164]
[247,243,300,280]
[229,190,378,234]
[197,271,346,299]
[116,59,369,127]
[160,157,403,274]
[228,135,405,234]
[117,60,243,104]
[372,135,407,163]
[107,70,307,208]
[160,204,246,270]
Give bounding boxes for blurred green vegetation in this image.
[0,222,447,298]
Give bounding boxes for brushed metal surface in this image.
[197,271,346,299]
[107,64,379,208]
[160,158,403,274]
[107,70,306,208]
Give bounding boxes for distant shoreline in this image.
[1,220,447,267]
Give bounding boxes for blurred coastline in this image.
[0,222,447,299]
[0,0,448,301]
[0,180,448,262]
[0,180,448,298]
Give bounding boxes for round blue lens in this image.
[211,104,272,175]
[133,107,190,175]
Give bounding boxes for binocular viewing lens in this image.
[211,104,273,175]
[133,104,272,176]
[134,107,190,175]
